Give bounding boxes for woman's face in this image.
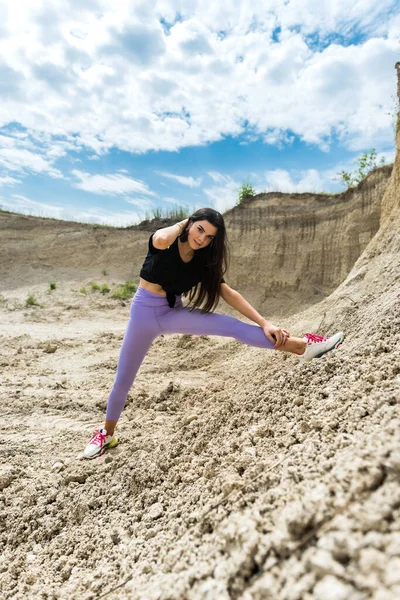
[187,219,218,250]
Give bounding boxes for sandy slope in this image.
[1,242,399,600]
[1,75,400,600]
[1,208,399,600]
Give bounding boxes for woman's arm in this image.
[220,284,266,327]
[220,283,289,347]
[153,218,189,249]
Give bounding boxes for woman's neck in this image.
[178,238,195,260]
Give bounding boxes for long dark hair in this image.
[180,207,229,312]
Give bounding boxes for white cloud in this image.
[156,171,202,187]
[0,193,143,227]
[71,170,156,196]
[278,0,397,38]
[0,0,396,170]
[378,149,396,164]
[0,175,20,187]
[1,194,65,219]
[0,146,64,178]
[162,196,196,209]
[263,130,296,148]
[124,196,155,209]
[387,13,400,40]
[207,171,231,184]
[259,153,394,194]
[65,208,143,227]
[0,132,66,179]
[263,168,328,193]
[0,0,396,216]
[204,173,241,213]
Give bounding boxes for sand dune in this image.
[0,67,399,600]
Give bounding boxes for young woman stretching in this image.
[83,208,343,458]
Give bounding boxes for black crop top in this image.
[139,233,225,308]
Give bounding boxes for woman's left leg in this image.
[157,303,275,349]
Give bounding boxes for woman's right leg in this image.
[104,302,159,430]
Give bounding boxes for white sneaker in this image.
[82,428,118,459]
[299,332,344,363]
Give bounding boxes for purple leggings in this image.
[106,286,274,420]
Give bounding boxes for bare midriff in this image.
[139,277,167,296]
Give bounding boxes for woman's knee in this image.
[111,375,132,396]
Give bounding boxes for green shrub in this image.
[49,281,56,291]
[152,207,163,220]
[100,283,110,295]
[102,269,108,276]
[79,286,88,295]
[26,295,39,307]
[142,205,192,222]
[111,280,137,300]
[335,149,386,190]
[237,181,256,204]
[90,281,101,292]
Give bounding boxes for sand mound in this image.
[1,67,399,600]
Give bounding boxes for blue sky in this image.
[0,0,399,225]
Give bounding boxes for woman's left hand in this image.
[262,321,290,348]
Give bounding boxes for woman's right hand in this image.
[178,218,189,232]
[181,217,189,229]
[262,321,290,348]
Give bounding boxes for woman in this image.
[82,208,343,458]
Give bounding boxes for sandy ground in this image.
[1,238,399,600]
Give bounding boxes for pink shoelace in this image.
[304,333,328,344]
[89,429,107,446]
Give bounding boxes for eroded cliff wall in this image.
[0,214,149,291]
[223,165,391,315]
